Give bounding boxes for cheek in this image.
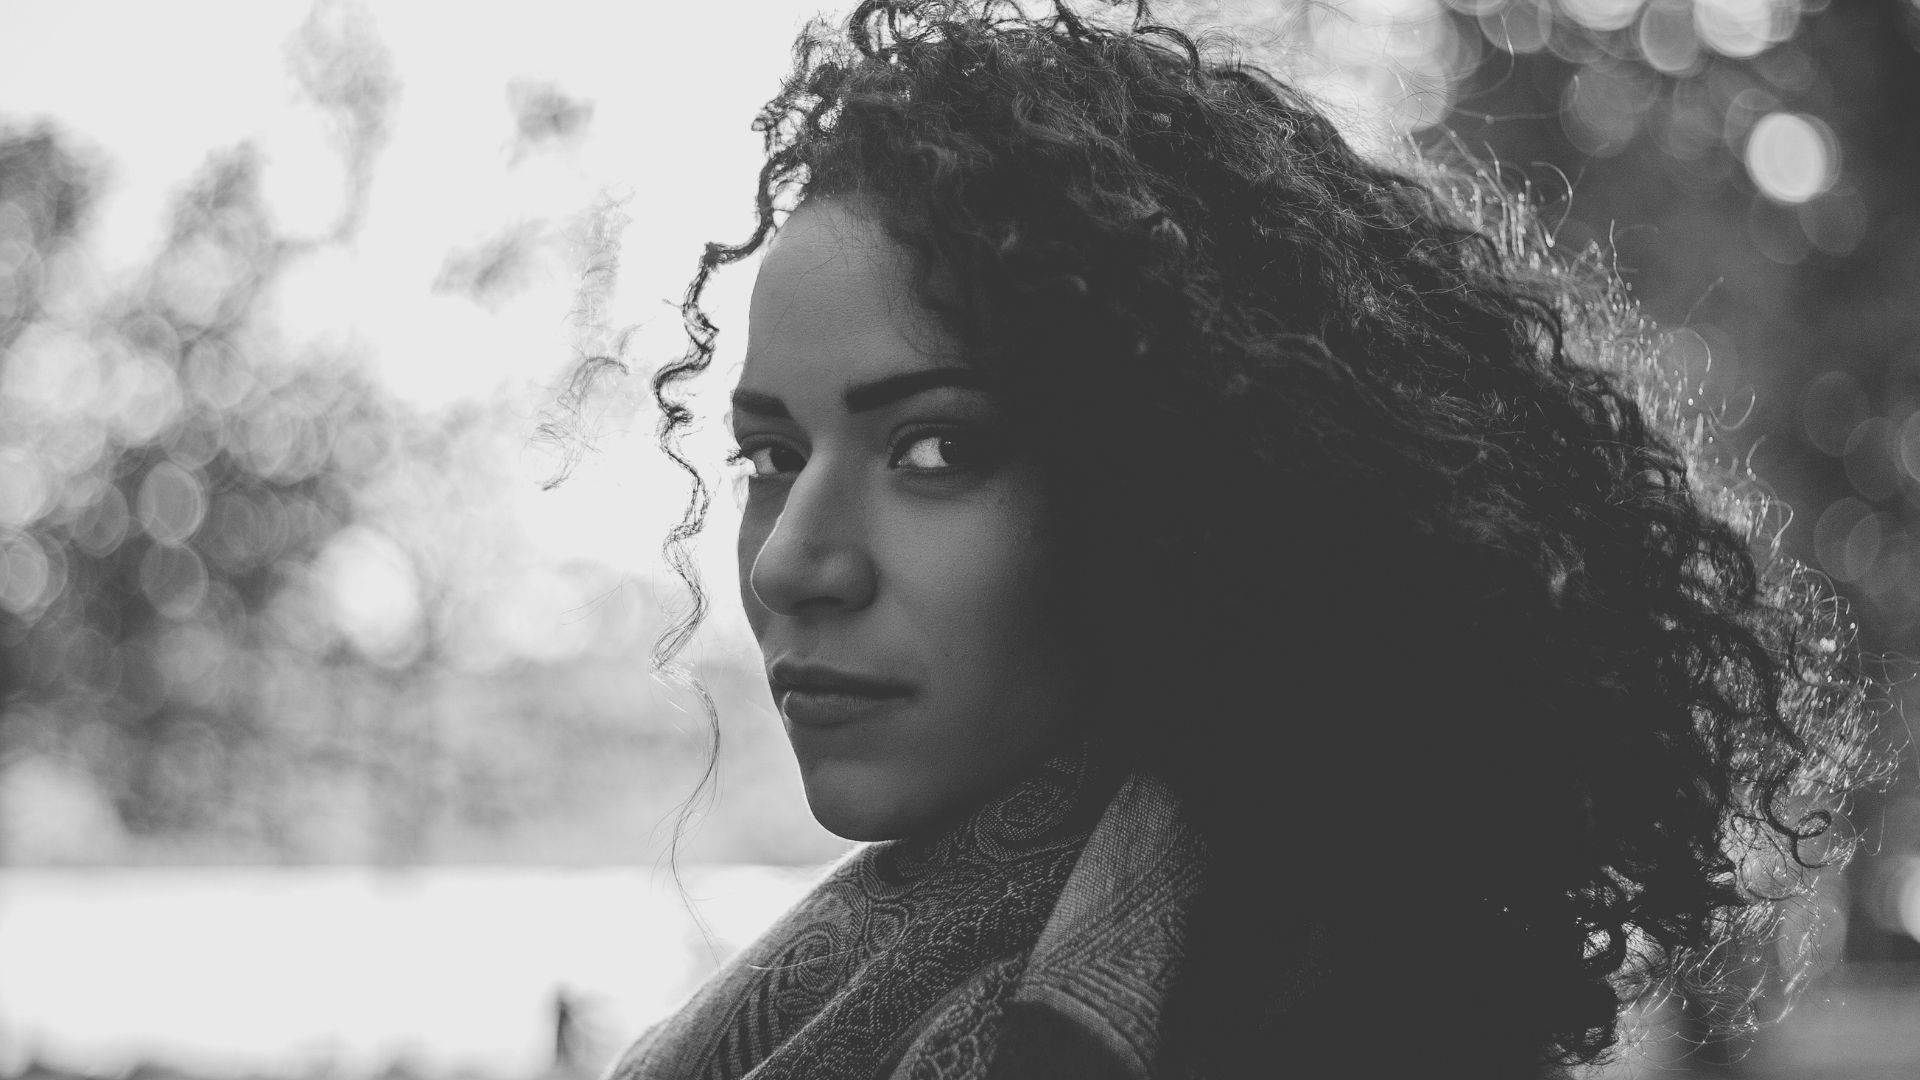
[907,495,1057,660]
[947,541,1043,625]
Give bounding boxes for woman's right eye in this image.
[728,443,805,479]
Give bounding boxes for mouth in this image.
[768,660,913,728]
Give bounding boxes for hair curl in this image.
[617,1,1889,1074]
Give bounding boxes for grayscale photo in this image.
[1,1,1916,1078]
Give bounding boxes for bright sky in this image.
[0,0,812,388]
[0,0,841,658]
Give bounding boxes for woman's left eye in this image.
[891,431,993,472]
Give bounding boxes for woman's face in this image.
[732,197,1080,841]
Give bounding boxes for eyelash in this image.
[723,442,797,480]
[726,426,999,481]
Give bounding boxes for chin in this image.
[799,758,945,841]
[803,783,920,842]
[811,807,907,843]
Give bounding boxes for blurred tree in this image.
[0,125,377,856]
[283,0,401,242]
[0,2,435,863]
[0,126,94,351]
[0,0,825,869]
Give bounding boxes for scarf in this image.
[608,745,1208,1080]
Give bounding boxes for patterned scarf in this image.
[609,745,1209,1080]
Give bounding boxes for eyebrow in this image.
[730,367,993,419]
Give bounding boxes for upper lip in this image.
[768,659,913,698]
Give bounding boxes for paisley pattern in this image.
[608,744,1211,1080]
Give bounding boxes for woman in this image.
[593,2,1885,1077]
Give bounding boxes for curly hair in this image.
[618,1,1888,1074]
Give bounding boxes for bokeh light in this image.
[1694,0,1800,58]
[1641,1,1705,75]
[1746,110,1837,202]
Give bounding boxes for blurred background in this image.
[0,0,1913,1078]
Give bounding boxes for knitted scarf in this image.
[608,745,1209,1080]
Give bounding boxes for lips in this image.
[768,660,913,728]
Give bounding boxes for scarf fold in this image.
[609,745,1208,1080]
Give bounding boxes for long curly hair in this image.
[612,1,1889,1074]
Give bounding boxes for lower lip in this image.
[780,689,909,728]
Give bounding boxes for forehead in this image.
[743,199,963,388]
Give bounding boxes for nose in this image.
[746,461,878,617]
